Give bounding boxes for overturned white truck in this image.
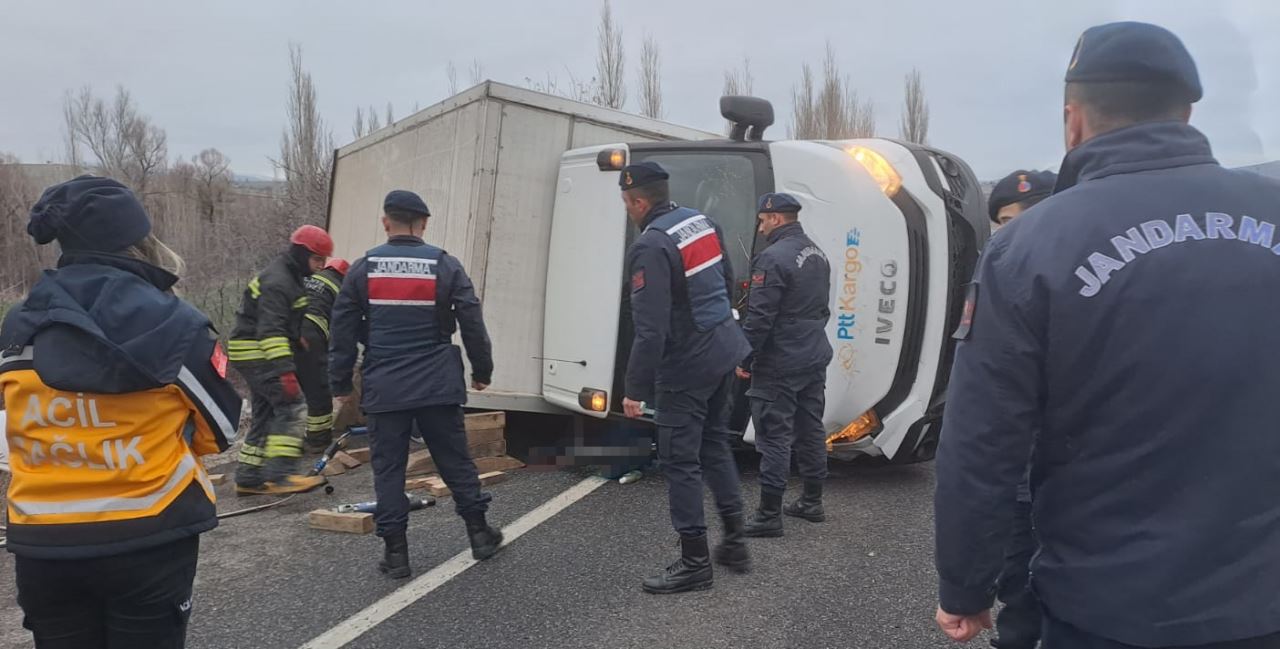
[326,82,989,464]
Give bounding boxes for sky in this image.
[1,0,1276,181]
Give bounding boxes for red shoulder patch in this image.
[211,342,228,378]
[751,270,766,287]
[631,269,646,292]
[952,282,978,341]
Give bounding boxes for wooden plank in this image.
[208,473,227,486]
[334,451,362,469]
[466,426,505,446]
[464,411,505,432]
[404,476,437,491]
[479,471,508,486]
[423,476,451,498]
[344,447,372,464]
[332,370,365,430]
[321,461,347,477]
[474,455,525,472]
[405,450,436,477]
[308,510,374,534]
[469,439,507,459]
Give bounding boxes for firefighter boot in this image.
[784,480,826,522]
[303,429,334,455]
[378,532,411,579]
[234,463,264,494]
[642,535,713,594]
[744,491,784,538]
[463,512,504,561]
[712,513,752,574]
[237,471,327,496]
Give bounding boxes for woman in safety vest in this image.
[0,175,242,648]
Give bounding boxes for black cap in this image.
[1065,21,1202,102]
[757,192,802,214]
[988,170,1057,222]
[619,162,669,189]
[383,190,431,218]
[28,175,152,253]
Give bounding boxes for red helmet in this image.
[325,258,350,275]
[290,225,334,257]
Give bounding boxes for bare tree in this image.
[366,105,382,133]
[352,106,366,139]
[790,43,875,140]
[447,61,459,95]
[722,58,754,134]
[637,34,663,119]
[468,60,484,85]
[526,69,596,102]
[62,85,168,196]
[385,102,394,126]
[192,148,232,223]
[593,0,626,109]
[275,43,333,229]
[899,67,930,144]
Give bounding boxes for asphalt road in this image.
[0,438,969,649]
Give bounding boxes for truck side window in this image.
[632,152,767,300]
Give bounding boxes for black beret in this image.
[1065,21,1202,102]
[383,190,431,218]
[619,162,669,189]
[988,170,1057,222]
[28,175,151,253]
[757,192,802,214]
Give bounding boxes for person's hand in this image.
[935,606,992,643]
[735,367,751,380]
[472,381,489,392]
[623,398,644,419]
[279,371,301,400]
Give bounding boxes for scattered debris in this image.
[308,510,374,534]
[208,473,227,486]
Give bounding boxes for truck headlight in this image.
[826,409,882,449]
[578,388,608,412]
[845,146,902,197]
[597,148,627,171]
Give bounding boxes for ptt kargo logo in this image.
[835,229,863,374]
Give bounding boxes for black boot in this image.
[303,429,334,455]
[784,480,826,522]
[744,491,784,538]
[642,535,713,594]
[378,532,411,579]
[462,512,504,561]
[713,514,752,574]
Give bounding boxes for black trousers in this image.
[15,536,200,649]
[654,371,744,538]
[368,405,491,537]
[747,369,828,495]
[1042,616,1280,649]
[993,500,1041,649]
[294,324,333,439]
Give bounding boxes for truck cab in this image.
[541,98,989,463]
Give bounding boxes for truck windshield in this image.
[630,150,770,295]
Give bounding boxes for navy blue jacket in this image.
[624,202,750,403]
[741,222,833,376]
[935,121,1280,646]
[329,236,493,413]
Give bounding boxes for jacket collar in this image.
[766,221,804,245]
[640,201,679,230]
[388,235,425,245]
[1054,121,1217,193]
[58,251,179,292]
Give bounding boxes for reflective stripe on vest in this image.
[661,213,725,278]
[646,207,733,331]
[367,256,438,306]
[9,453,199,516]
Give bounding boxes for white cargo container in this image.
[327,82,717,414]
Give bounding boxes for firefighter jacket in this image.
[302,266,344,341]
[624,202,750,403]
[329,235,494,413]
[228,253,308,375]
[0,252,240,559]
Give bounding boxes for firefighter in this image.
[0,176,241,648]
[935,22,1280,648]
[298,257,350,453]
[619,161,752,594]
[330,190,501,579]
[229,224,333,495]
[736,193,833,538]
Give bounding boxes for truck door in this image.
[542,145,631,417]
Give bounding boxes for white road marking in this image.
[298,475,610,649]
